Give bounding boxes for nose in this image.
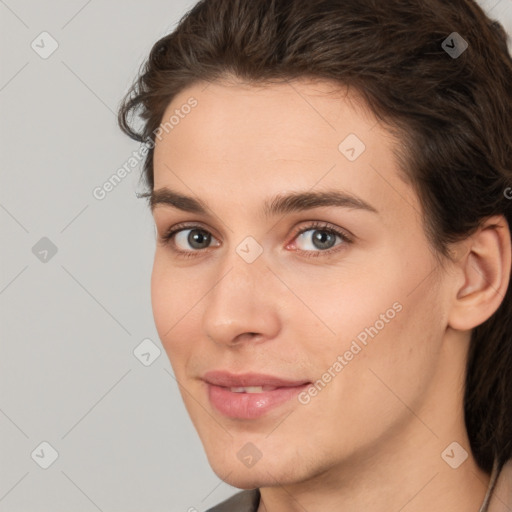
[201,247,281,347]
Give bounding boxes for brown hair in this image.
[117,0,512,474]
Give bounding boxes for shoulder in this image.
[488,459,512,512]
[205,489,260,512]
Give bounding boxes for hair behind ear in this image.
[465,280,512,472]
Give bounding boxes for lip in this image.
[203,371,310,388]
[203,371,311,419]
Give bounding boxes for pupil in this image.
[189,229,210,249]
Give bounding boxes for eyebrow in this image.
[145,187,378,217]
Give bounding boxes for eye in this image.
[289,221,352,258]
[161,225,220,253]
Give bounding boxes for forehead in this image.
[152,78,419,221]
[155,78,377,164]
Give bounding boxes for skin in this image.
[150,78,511,512]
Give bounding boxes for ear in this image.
[448,215,511,331]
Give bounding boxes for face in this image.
[151,79,454,489]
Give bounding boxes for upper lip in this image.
[203,371,310,388]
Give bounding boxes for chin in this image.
[206,450,308,490]
[211,467,279,490]
[220,474,263,490]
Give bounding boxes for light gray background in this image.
[1,1,511,511]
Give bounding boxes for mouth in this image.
[202,371,311,419]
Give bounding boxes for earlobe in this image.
[448,215,511,331]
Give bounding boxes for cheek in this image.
[274,257,406,355]
[295,243,445,394]
[151,253,200,326]
[150,256,172,337]
[150,255,196,367]
[323,269,444,420]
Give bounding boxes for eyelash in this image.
[158,221,354,259]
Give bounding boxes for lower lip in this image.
[206,383,310,419]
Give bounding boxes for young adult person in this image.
[118,1,512,510]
